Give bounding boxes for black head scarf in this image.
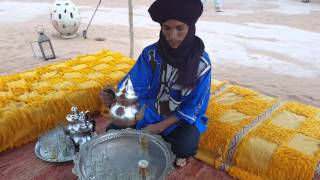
[148,0,205,89]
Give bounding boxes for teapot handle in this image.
[84,111,96,132]
[90,119,96,132]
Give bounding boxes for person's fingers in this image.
[100,89,112,96]
[100,93,110,101]
[100,92,115,107]
[100,89,115,99]
[101,86,116,105]
[100,93,112,100]
[144,125,151,132]
[102,85,116,98]
[102,99,113,105]
[105,85,116,92]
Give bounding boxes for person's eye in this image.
[177,26,184,31]
[164,26,170,31]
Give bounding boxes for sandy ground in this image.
[0,0,319,107]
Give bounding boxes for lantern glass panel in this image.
[40,40,54,59]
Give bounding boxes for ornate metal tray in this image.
[34,127,76,162]
[73,128,175,180]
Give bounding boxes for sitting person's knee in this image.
[172,142,198,158]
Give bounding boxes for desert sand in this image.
[0,0,319,107]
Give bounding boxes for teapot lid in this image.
[66,106,79,122]
[116,75,138,100]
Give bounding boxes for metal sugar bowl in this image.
[64,106,96,151]
[110,76,140,127]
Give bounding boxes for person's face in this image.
[162,19,189,49]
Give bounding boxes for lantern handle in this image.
[36,25,45,34]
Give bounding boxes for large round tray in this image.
[73,128,175,180]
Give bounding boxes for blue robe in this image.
[117,43,212,136]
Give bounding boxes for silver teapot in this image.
[64,106,95,151]
[110,76,141,127]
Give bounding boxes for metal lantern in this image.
[37,29,56,61]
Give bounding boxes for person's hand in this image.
[144,116,179,134]
[145,122,165,134]
[100,85,116,108]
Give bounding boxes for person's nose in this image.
[168,30,178,41]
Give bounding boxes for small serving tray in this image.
[34,127,75,163]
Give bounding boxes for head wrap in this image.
[148,0,203,26]
[148,0,205,89]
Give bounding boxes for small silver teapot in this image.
[64,106,95,151]
[109,76,141,127]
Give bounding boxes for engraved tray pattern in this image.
[73,128,175,180]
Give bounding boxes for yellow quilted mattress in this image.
[196,82,320,180]
[0,50,134,152]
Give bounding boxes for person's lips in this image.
[168,41,179,47]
